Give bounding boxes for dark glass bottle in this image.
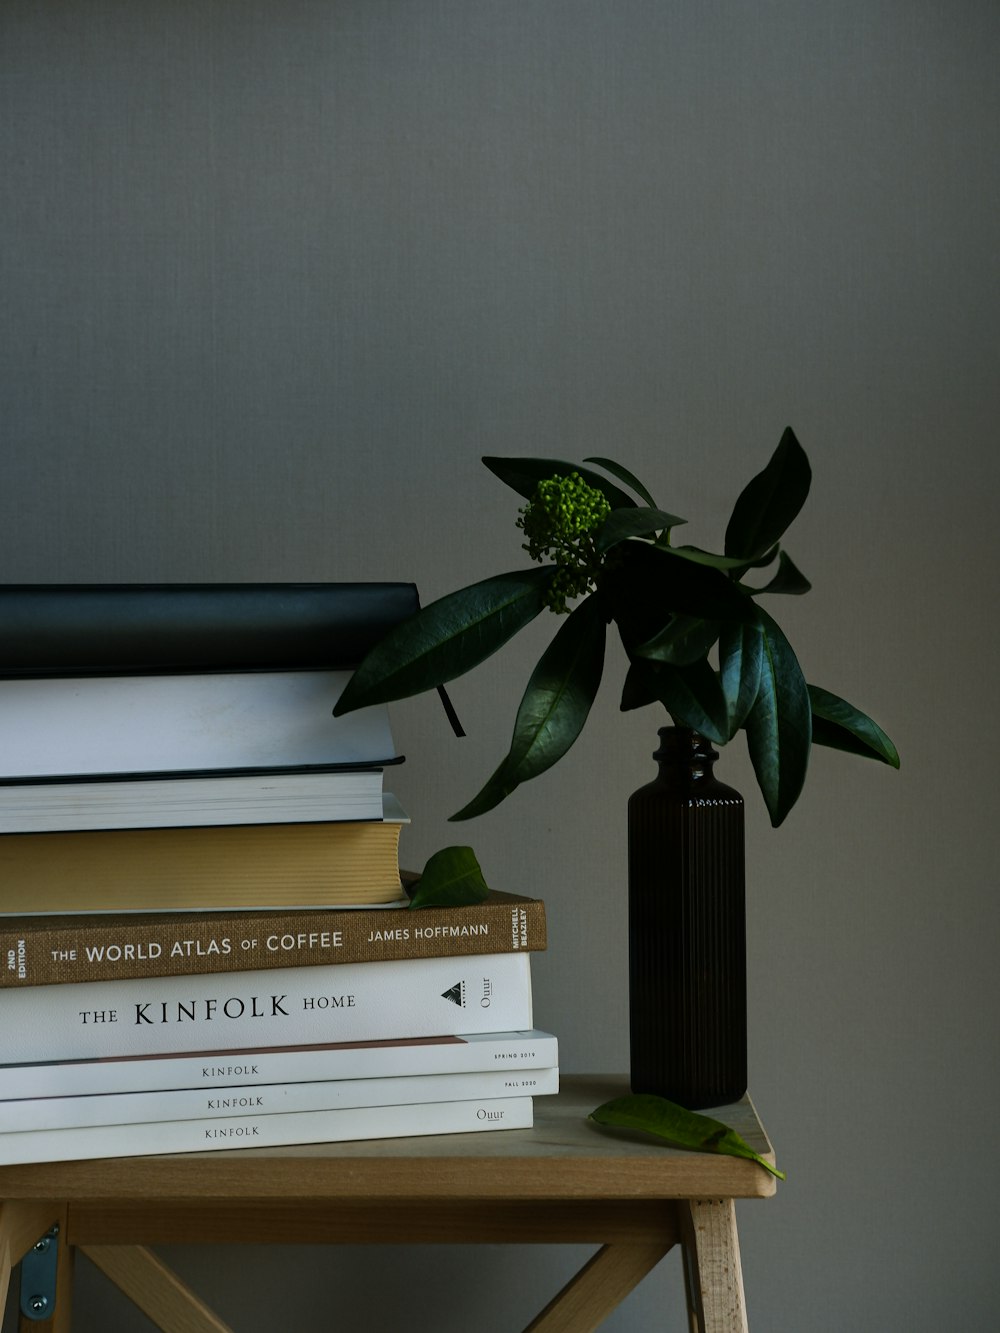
[628,726,747,1108]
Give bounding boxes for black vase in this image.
[628,726,747,1108]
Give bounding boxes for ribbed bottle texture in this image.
[628,727,747,1108]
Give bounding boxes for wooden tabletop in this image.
[0,1075,777,1206]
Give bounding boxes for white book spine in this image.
[0,1096,535,1165]
[0,1029,559,1100]
[0,769,386,833]
[0,952,533,1064]
[1,1066,560,1131]
[0,671,397,777]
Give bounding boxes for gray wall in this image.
[2,2,998,1329]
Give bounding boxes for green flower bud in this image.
[516,473,611,613]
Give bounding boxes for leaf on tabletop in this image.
[333,567,555,714]
[406,846,491,909]
[589,1094,785,1180]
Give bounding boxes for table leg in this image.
[679,1199,748,1333]
[522,1239,674,1333]
[81,1246,235,1333]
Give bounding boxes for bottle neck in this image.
[653,726,719,781]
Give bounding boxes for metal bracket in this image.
[19,1224,60,1322]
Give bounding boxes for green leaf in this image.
[482,456,638,509]
[406,846,491,909]
[610,542,756,646]
[635,615,720,666]
[719,618,764,737]
[670,545,755,572]
[622,656,729,745]
[589,1094,785,1180]
[724,427,812,561]
[583,456,659,507]
[744,609,812,825]
[750,549,812,596]
[809,685,900,767]
[333,568,555,714]
[620,658,664,711]
[450,594,607,820]
[745,542,780,569]
[595,507,688,555]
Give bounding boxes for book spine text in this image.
[3,1066,559,1131]
[0,1096,534,1165]
[0,952,533,1063]
[0,1030,559,1100]
[1,898,546,987]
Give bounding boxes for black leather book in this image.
[0,583,419,677]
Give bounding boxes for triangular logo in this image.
[441,982,465,1008]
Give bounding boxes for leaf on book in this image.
[406,846,491,909]
[589,1094,785,1180]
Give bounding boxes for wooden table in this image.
[0,1075,777,1333]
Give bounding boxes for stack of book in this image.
[0,584,557,1163]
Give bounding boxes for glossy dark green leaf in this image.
[589,1094,785,1180]
[619,658,664,711]
[482,456,637,509]
[750,549,812,596]
[745,541,780,569]
[406,846,491,909]
[334,568,555,714]
[744,609,812,825]
[724,427,812,561]
[719,618,764,737]
[595,507,688,554]
[670,545,754,572]
[635,615,720,666]
[583,456,659,507]
[809,685,900,767]
[450,594,607,820]
[621,656,728,744]
[609,542,756,645]
[726,541,781,584]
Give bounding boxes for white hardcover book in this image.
[0,670,398,779]
[0,1096,534,1165]
[0,1029,559,1100]
[0,1066,560,1132]
[0,952,533,1064]
[0,766,388,833]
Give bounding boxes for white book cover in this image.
[0,951,533,1064]
[0,766,387,833]
[0,1095,535,1165]
[0,1065,559,1132]
[0,670,398,778]
[0,1029,559,1100]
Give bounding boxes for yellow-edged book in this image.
[0,795,408,915]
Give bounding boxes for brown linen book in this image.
[0,890,547,987]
